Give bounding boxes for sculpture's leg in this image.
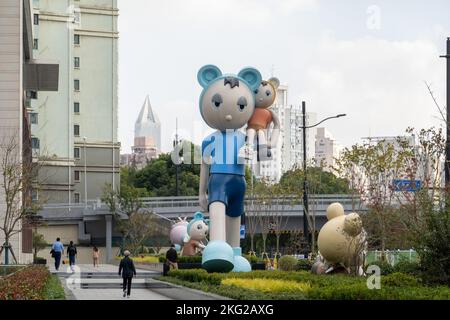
[257,129,272,160]
[226,215,252,272]
[202,201,234,273]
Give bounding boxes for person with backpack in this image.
[67,241,77,272]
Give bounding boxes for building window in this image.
[31,137,40,149]
[74,124,80,136]
[32,190,39,202]
[74,102,80,113]
[74,193,80,203]
[30,113,38,124]
[74,170,80,181]
[74,79,80,91]
[74,147,80,159]
[74,34,80,45]
[33,39,38,50]
[33,14,39,25]
[74,57,80,68]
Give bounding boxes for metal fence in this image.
[366,249,418,266]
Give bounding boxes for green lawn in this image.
[43,275,66,300]
[156,269,450,300]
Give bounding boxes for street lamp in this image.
[83,136,87,208]
[173,118,183,196]
[300,101,346,251]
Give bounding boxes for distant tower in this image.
[132,95,161,167]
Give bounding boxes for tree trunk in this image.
[276,234,280,256]
[250,234,254,254]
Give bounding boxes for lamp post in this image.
[173,118,182,196]
[83,136,87,208]
[440,38,450,187]
[300,101,346,250]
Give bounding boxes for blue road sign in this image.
[240,225,245,239]
[393,179,421,192]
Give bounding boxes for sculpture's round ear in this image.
[198,65,222,88]
[238,67,262,92]
[193,211,204,220]
[268,77,280,90]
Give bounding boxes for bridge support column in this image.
[105,215,112,263]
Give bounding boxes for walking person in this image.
[164,244,178,276]
[51,237,64,271]
[92,246,100,267]
[67,241,77,272]
[118,250,136,298]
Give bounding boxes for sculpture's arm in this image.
[199,158,210,211]
[268,110,280,148]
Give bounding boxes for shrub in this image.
[159,255,202,264]
[0,266,50,300]
[393,259,421,276]
[366,260,394,275]
[222,278,311,294]
[278,256,298,271]
[382,272,420,287]
[296,259,313,271]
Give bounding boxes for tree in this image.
[131,141,201,196]
[253,180,272,258]
[0,135,42,264]
[102,183,168,255]
[32,231,47,260]
[270,184,291,257]
[334,136,414,259]
[279,166,350,194]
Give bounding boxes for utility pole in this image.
[174,118,180,196]
[440,38,450,187]
[302,101,309,248]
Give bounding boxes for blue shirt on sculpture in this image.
[52,241,64,253]
[201,130,246,176]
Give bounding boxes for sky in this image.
[117,0,450,153]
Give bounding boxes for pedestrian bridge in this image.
[140,194,367,231]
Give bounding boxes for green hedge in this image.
[165,269,450,300]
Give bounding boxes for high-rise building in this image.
[255,84,317,183]
[31,0,119,204]
[0,0,58,264]
[315,127,341,171]
[121,95,161,168]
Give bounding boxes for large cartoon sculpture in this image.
[169,217,188,252]
[245,77,280,160]
[315,202,367,274]
[198,65,262,272]
[181,212,209,256]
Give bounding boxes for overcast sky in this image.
[117,0,450,153]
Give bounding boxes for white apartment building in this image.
[255,84,317,183]
[315,127,341,171]
[31,0,119,204]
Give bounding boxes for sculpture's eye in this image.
[211,93,223,107]
[254,89,259,94]
[237,96,247,111]
[266,90,271,96]
[197,224,202,230]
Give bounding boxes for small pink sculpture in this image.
[170,217,188,247]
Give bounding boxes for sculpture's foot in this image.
[202,240,234,273]
[258,145,272,161]
[231,247,252,272]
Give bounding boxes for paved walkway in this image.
[51,264,227,300]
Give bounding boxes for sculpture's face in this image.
[188,220,209,241]
[200,78,255,131]
[254,80,277,109]
[198,65,262,131]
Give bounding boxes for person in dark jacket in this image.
[67,241,77,272]
[165,244,178,275]
[118,250,136,298]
